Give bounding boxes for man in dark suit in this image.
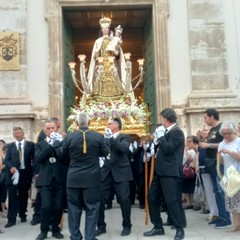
[31,117,64,226]
[96,118,133,237]
[35,119,67,240]
[53,112,110,240]
[4,127,34,228]
[143,108,186,240]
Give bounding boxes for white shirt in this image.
[15,139,25,169]
[218,137,240,174]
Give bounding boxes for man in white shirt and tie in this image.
[4,127,35,228]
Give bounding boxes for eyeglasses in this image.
[222,132,233,135]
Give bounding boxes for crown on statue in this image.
[115,25,123,33]
[99,17,111,28]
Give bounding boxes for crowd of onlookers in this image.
[0,109,240,239]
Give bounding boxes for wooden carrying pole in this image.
[149,154,155,187]
[144,157,149,225]
[145,154,156,224]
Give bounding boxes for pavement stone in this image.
[0,203,240,240]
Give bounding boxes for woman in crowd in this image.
[218,121,240,232]
[182,135,198,209]
[196,127,219,222]
[0,139,7,234]
[237,122,240,137]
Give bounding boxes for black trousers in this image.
[98,172,132,229]
[32,191,41,220]
[67,186,100,240]
[40,178,65,234]
[7,170,31,223]
[148,175,186,229]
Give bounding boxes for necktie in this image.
[164,129,168,135]
[18,142,22,161]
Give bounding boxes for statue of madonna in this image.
[87,17,127,99]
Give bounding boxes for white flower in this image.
[67,98,150,131]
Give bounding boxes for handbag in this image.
[183,161,196,179]
[219,165,240,198]
[204,157,217,175]
[193,175,205,204]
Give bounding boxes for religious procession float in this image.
[67,17,150,136]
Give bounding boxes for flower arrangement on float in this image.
[67,98,150,132]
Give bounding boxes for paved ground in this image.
[1,202,240,240]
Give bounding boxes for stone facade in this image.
[0,0,239,142]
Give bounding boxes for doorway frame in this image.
[44,0,171,128]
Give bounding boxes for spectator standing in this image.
[0,139,7,218]
[197,126,219,221]
[236,122,240,137]
[199,108,231,229]
[182,136,198,209]
[4,127,34,228]
[218,121,240,232]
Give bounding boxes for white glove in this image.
[155,126,165,138]
[12,170,20,185]
[104,128,113,139]
[143,153,151,162]
[154,126,165,144]
[99,157,105,168]
[129,143,133,153]
[50,132,63,144]
[150,143,155,156]
[143,143,149,151]
[133,141,138,149]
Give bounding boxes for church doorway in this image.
[46,0,170,132]
[62,6,155,131]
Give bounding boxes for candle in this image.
[97,57,104,64]
[124,52,131,61]
[108,56,115,64]
[78,54,86,62]
[68,62,76,69]
[137,59,145,67]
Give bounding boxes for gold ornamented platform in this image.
[68,97,150,136]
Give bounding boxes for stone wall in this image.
[183,0,240,135]
[0,0,49,142]
[0,0,240,141]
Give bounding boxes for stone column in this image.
[153,0,171,122]
[44,0,64,124]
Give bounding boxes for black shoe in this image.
[105,204,112,210]
[163,222,172,226]
[31,218,41,226]
[21,217,27,223]
[5,221,16,228]
[95,228,106,236]
[121,227,131,236]
[36,232,47,240]
[174,229,185,240]
[52,232,64,239]
[183,204,193,210]
[143,227,165,236]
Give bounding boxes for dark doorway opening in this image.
[62,6,155,130]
